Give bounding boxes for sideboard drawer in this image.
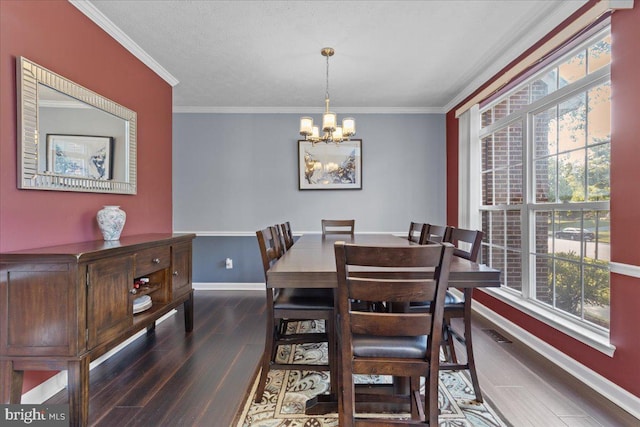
[135,246,170,276]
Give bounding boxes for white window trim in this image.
[458,105,481,230]
[460,27,615,355]
[479,287,615,356]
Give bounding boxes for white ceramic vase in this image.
[97,205,126,241]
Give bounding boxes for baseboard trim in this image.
[473,300,640,420]
[21,310,177,404]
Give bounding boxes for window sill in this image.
[471,287,616,357]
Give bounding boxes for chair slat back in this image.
[446,227,483,261]
[335,242,454,342]
[351,312,432,336]
[407,222,428,244]
[280,221,294,250]
[348,277,437,303]
[272,223,286,256]
[322,219,355,236]
[425,224,449,243]
[338,244,440,267]
[256,226,283,279]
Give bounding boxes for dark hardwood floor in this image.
[46,290,638,426]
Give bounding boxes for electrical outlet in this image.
[225,258,233,269]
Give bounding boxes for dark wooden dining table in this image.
[268,233,501,289]
[267,233,502,415]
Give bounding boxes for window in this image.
[478,28,611,335]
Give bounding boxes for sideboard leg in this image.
[10,369,23,404]
[0,362,6,403]
[67,357,89,427]
[146,322,156,335]
[1,360,23,404]
[184,291,194,333]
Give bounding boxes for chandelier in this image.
[299,47,355,144]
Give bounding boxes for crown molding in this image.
[172,106,444,114]
[69,0,179,87]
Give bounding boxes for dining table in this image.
[269,233,501,289]
[266,233,502,415]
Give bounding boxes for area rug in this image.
[234,321,508,427]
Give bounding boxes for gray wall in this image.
[173,113,446,283]
[40,106,128,180]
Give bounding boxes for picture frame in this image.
[298,139,362,190]
[46,134,114,180]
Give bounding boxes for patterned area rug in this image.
[235,321,508,427]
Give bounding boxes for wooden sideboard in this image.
[0,233,195,426]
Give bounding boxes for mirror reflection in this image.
[17,57,137,194]
[39,85,128,181]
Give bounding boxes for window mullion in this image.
[523,113,534,299]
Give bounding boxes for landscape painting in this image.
[298,139,362,190]
[46,134,114,180]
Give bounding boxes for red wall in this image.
[1,1,173,391]
[445,4,640,398]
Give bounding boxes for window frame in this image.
[473,25,613,355]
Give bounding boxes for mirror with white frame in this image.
[17,57,137,194]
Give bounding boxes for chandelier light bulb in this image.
[311,126,320,139]
[333,126,344,141]
[342,117,355,136]
[322,112,337,132]
[300,116,313,136]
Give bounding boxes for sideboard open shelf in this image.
[0,233,195,427]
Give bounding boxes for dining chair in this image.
[424,224,450,243]
[334,241,454,426]
[254,226,336,402]
[279,221,294,251]
[321,219,355,236]
[408,222,428,244]
[440,226,484,402]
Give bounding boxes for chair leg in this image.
[340,356,355,427]
[426,365,439,426]
[271,317,283,362]
[442,317,457,363]
[325,316,337,396]
[254,315,276,402]
[462,291,483,402]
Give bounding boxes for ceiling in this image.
[74,0,588,113]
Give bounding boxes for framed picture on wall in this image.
[46,134,114,180]
[298,139,362,190]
